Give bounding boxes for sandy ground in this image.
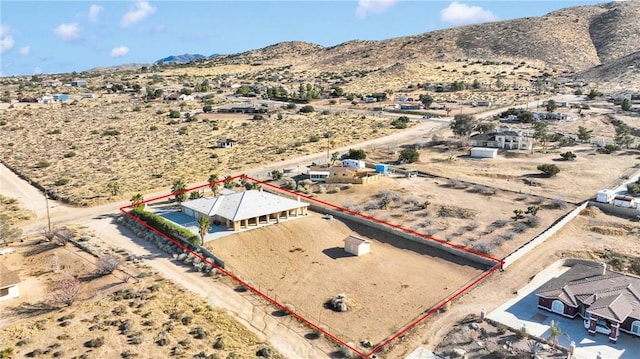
[205,213,485,347]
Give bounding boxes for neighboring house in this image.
[343,235,371,256]
[163,93,182,102]
[71,79,88,87]
[0,262,20,301]
[341,159,366,169]
[37,95,55,104]
[613,195,637,208]
[308,166,330,182]
[181,189,309,231]
[42,79,61,87]
[178,94,194,101]
[216,104,265,114]
[325,166,380,185]
[217,139,237,148]
[536,262,640,343]
[400,103,422,110]
[470,131,532,151]
[53,94,70,101]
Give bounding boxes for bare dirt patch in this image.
[205,212,486,347]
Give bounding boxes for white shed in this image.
[613,195,637,208]
[596,189,616,204]
[0,263,20,301]
[470,147,498,159]
[343,236,371,256]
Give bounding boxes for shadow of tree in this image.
[9,302,59,317]
[23,241,61,257]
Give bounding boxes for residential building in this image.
[536,262,640,343]
[217,139,237,148]
[470,130,533,151]
[71,79,88,87]
[0,262,20,301]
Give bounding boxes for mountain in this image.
[211,1,639,75]
[578,51,640,91]
[155,54,208,64]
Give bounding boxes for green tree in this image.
[547,320,569,352]
[344,148,366,160]
[106,181,121,196]
[419,94,433,108]
[627,179,640,196]
[223,176,234,189]
[614,124,634,148]
[586,89,602,100]
[171,179,188,204]
[130,193,144,209]
[577,126,593,142]
[621,98,632,111]
[208,174,219,195]
[197,216,211,245]
[169,110,181,118]
[203,105,213,113]
[537,163,560,177]
[270,170,283,180]
[559,151,576,161]
[545,100,557,112]
[189,190,202,200]
[525,205,540,216]
[299,105,315,113]
[474,122,495,134]
[533,122,549,149]
[450,114,476,137]
[398,148,420,163]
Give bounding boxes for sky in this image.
[0,0,603,76]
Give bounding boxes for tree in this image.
[203,105,213,113]
[169,110,181,118]
[621,98,632,111]
[48,275,83,306]
[171,179,188,204]
[208,174,220,195]
[331,151,340,165]
[627,179,640,196]
[130,193,144,209]
[537,163,560,177]
[614,124,634,148]
[533,122,549,149]
[419,94,433,108]
[197,216,211,245]
[577,126,593,142]
[586,89,602,100]
[547,320,569,351]
[106,181,121,196]
[189,191,202,200]
[299,105,314,113]
[513,209,525,220]
[450,114,476,137]
[343,148,366,160]
[223,175,234,189]
[398,148,420,163]
[474,122,495,134]
[270,170,283,180]
[545,99,557,112]
[559,151,576,161]
[391,116,410,129]
[525,205,540,216]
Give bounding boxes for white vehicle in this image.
[322,214,334,220]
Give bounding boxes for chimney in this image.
[601,262,607,275]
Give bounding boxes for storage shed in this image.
[595,189,616,204]
[470,147,498,159]
[343,235,371,256]
[375,164,389,174]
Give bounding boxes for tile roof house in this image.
[181,189,309,231]
[536,262,640,343]
[0,262,21,301]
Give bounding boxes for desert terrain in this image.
[205,212,486,347]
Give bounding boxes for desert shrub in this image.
[502,231,516,241]
[189,327,207,339]
[54,178,70,186]
[47,129,62,135]
[599,144,620,154]
[34,160,51,168]
[49,276,83,306]
[102,128,121,136]
[511,222,528,233]
[537,163,560,177]
[299,105,314,113]
[515,193,529,201]
[516,326,527,339]
[256,347,272,358]
[308,135,319,142]
[547,198,567,209]
[340,343,359,359]
[181,316,193,325]
[63,151,76,158]
[471,242,494,254]
[96,254,122,275]
[84,337,105,348]
[465,221,480,231]
[559,151,576,161]
[491,219,508,228]
[212,336,225,349]
[525,215,540,228]
[437,205,477,219]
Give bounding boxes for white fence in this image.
[502,201,589,269]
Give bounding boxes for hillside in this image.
[578,51,640,91]
[209,1,639,76]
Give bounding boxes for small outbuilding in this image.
[470,147,498,159]
[375,164,389,174]
[0,262,21,301]
[596,189,616,204]
[343,235,371,256]
[613,195,637,208]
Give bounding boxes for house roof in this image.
[344,235,370,246]
[614,195,635,202]
[0,262,20,289]
[536,263,640,323]
[470,133,496,141]
[182,190,309,222]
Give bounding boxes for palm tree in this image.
[208,173,219,196]
[547,320,569,351]
[130,193,144,209]
[171,179,187,205]
[197,216,211,245]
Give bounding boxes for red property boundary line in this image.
[120,174,504,359]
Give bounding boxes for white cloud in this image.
[54,23,81,41]
[355,0,398,19]
[0,25,14,54]
[19,46,30,55]
[88,4,104,23]
[440,1,497,26]
[33,67,42,75]
[110,45,130,57]
[121,0,156,27]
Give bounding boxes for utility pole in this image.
[44,190,51,233]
